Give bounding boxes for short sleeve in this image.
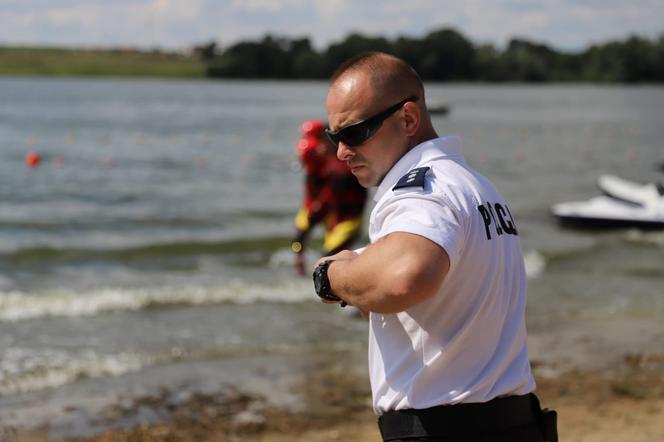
[372,193,464,268]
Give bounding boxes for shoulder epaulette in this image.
[392,166,430,191]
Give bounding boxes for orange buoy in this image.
[25,151,41,168]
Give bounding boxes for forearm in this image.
[325,233,448,314]
[328,254,416,313]
[326,258,378,310]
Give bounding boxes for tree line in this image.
[194,27,664,82]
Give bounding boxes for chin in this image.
[356,175,376,188]
[351,167,378,188]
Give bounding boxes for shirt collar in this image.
[374,136,464,202]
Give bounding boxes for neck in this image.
[408,126,438,151]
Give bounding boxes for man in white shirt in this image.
[312,52,557,442]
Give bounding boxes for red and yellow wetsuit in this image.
[292,127,367,260]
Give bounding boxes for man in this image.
[292,119,367,276]
[312,52,557,441]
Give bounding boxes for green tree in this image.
[621,35,657,82]
[654,34,664,81]
[472,44,509,81]
[324,33,392,74]
[582,41,629,82]
[418,28,475,81]
[193,41,217,61]
[392,36,426,76]
[290,38,327,78]
[502,39,559,82]
[200,29,664,82]
[208,35,292,78]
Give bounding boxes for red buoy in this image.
[25,151,41,168]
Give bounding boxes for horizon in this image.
[1,27,661,56]
[1,0,663,53]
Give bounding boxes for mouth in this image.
[349,164,365,173]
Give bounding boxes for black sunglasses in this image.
[325,96,419,147]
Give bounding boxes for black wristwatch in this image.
[313,260,346,306]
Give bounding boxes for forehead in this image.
[326,72,377,130]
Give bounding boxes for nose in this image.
[337,142,354,161]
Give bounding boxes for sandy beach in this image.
[3,351,663,442]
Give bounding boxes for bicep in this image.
[364,231,450,311]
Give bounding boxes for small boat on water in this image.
[427,103,450,115]
[552,175,664,229]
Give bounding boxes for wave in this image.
[524,250,546,279]
[541,241,608,265]
[1,251,546,323]
[0,348,153,395]
[0,279,313,322]
[0,235,295,267]
[0,209,293,231]
[0,217,218,231]
[537,229,664,268]
[0,339,365,396]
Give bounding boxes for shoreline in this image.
[2,351,663,442]
[1,314,663,441]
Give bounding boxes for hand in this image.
[313,249,359,269]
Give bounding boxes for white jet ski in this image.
[552,175,664,229]
[597,174,664,207]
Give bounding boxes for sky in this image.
[1,0,663,52]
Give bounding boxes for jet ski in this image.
[552,175,664,229]
[597,174,664,207]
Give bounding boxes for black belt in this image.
[378,393,543,441]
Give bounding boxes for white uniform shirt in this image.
[368,136,535,415]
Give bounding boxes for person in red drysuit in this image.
[292,119,367,275]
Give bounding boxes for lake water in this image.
[0,78,663,433]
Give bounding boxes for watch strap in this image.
[314,260,343,302]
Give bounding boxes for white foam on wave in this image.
[524,250,546,279]
[0,278,313,322]
[0,347,154,395]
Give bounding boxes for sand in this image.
[2,352,663,442]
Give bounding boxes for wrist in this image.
[324,260,348,307]
[313,260,344,304]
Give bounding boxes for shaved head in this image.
[331,52,425,108]
[326,52,438,187]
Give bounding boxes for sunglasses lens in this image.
[326,95,417,148]
[340,126,367,146]
[340,122,379,147]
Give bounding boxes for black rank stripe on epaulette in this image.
[392,166,430,191]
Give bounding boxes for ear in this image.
[401,101,420,137]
